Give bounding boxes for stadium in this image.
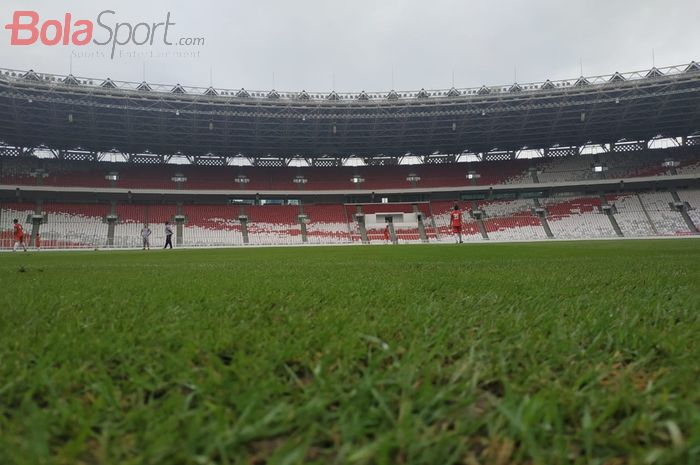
[1,3,700,464]
[1,63,700,248]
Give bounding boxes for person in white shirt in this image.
[164,221,173,249]
[141,224,152,250]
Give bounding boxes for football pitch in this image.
[1,240,699,465]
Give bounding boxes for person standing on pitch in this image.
[451,204,463,244]
[12,219,27,252]
[164,221,173,249]
[141,224,152,250]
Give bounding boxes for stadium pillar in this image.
[356,207,369,244]
[300,221,308,243]
[600,195,623,237]
[175,218,185,246]
[106,202,117,247]
[413,205,429,243]
[176,203,185,246]
[298,204,308,243]
[106,218,116,247]
[299,216,309,243]
[239,217,250,245]
[533,199,554,238]
[636,194,659,235]
[670,190,699,234]
[29,217,43,247]
[471,210,489,240]
[388,222,398,244]
[528,167,540,183]
[29,200,43,247]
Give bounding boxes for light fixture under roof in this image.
[30,169,48,178]
[466,171,481,180]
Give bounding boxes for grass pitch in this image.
[1,240,699,465]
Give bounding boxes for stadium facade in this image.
[1,63,699,249]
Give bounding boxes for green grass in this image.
[1,240,699,465]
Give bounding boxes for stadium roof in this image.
[0,62,699,163]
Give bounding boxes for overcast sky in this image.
[1,0,698,92]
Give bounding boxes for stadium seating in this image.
[245,205,303,245]
[604,194,656,237]
[637,192,692,236]
[2,193,698,250]
[40,203,110,249]
[0,202,37,248]
[678,189,700,229]
[303,204,353,244]
[542,196,617,239]
[394,227,422,243]
[3,146,698,192]
[677,161,700,175]
[427,201,482,242]
[182,204,244,247]
[479,199,547,241]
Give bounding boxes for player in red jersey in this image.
[450,205,463,243]
[383,224,390,243]
[12,219,27,252]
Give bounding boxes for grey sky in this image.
[1,0,698,92]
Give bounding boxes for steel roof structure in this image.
[0,62,699,165]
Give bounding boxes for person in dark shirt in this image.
[164,221,174,249]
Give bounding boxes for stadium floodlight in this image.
[350,174,365,184]
[104,171,119,182]
[406,173,421,183]
[234,175,250,184]
[171,173,188,183]
[662,159,680,168]
[466,171,481,180]
[593,164,608,173]
[293,175,308,185]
